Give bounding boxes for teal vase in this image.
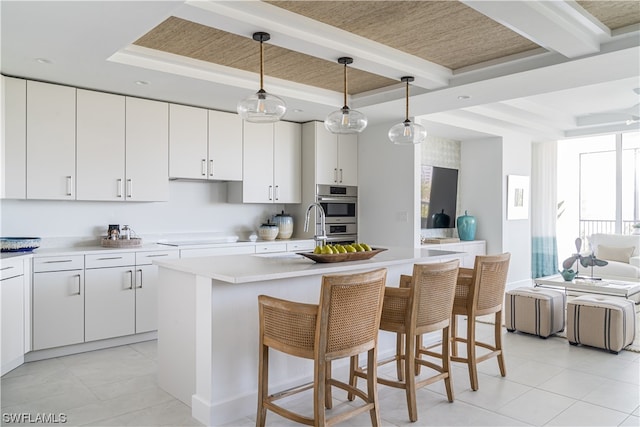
[457,210,476,241]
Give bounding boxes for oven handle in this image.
[317,196,357,203]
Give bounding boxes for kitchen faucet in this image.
[304,202,327,248]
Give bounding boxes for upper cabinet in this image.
[305,121,358,186]
[169,105,242,181]
[26,80,76,200]
[229,121,301,204]
[1,76,26,199]
[76,90,169,201]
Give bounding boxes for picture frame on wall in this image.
[507,175,529,220]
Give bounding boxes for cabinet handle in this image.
[201,159,207,176]
[74,274,81,295]
[117,179,123,198]
[44,259,73,264]
[339,169,343,183]
[146,253,169,258]
[96,256,123,261]
[334,168,338,183]
[275,185,279,200]
[127,179,133,198]
[136,269,143,289]
[209,160,214,177]
[0,266,14,271]
[66,176,73,196]
[268,185,273,200]
[127,270,133,290]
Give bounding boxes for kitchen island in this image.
[154,247,464,426]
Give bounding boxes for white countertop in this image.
[153,247,464,284]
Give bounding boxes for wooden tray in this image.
[298,247,387,263]
[101,237,142,248]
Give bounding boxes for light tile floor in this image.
[1,321,638,426]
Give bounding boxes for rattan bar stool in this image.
[257,268,387,427]
[349,260,460,422]
[450,253,511,391]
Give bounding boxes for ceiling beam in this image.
[461,0,610,58]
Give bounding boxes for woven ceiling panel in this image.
[577,1,640,30]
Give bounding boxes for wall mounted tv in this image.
[421,166,458,229]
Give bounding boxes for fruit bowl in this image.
[298,247,387,263]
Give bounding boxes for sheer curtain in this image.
[531,141,558,278]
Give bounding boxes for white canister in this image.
[258,222,279,241]
[272,211,294,239]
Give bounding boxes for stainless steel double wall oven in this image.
[316,184,357,244]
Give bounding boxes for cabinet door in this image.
[26,81,76,200]
[274,121,301,203]
[208,110,242,181]
[1,76,27,199]
[126,97,169,201]
[33,270,84,350]
[169,104,208,179]
[313,122,339,185]
[76,89,126,201]
[135,264,158,333]
[1,274,24,375]
[85,267,135,342]
[242,121,274,203]
[337,134,358,186]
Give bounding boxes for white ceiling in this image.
[1,0,638,141]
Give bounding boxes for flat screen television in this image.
[421,166,458,229]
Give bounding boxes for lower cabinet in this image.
[85,265,136,342]
[33,267,85,351]
[1,258,26,375]
[134,250,179,333]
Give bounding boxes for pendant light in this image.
[237,32,286,123]
[324,57,367,134]
[388,76,427,145]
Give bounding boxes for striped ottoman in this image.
[505,287,565,338]
[567,295,636,354]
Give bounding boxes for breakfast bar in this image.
[153,247,463,426]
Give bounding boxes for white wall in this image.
[358,119,420,247]
[0,180,286,242]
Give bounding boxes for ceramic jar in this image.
[258,221,279,241]
[456,210,476,241]
[272,211,294,239]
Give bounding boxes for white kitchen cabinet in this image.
[229,121,301,203]
[169,104,208,179]
[26,80,76,200]
[32,255,85,350]
[1,257,25,375]
[76,89,126,200]
[1,76,27,199]
[76,92,168,201]
[180,245,255,258]
[208,110,242,181]
[421,240,486,268]
[125,97,169,201]
[307,121,358,186]
[84,253,136,342]
[134,249,179,333]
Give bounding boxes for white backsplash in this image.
[0,180,295,246]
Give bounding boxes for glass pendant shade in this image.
[324,57,367,134]
[325,106,368,134]
[389,76,426,145]
[237,89,286,123]
[388,119,427,145]
[237,32,286,123]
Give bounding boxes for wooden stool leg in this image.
[396,333,405,381]
[256,344,268,427]
[348,355,358,401]
[405,330,418,422]
[367,348,381,427]
[315,360,326,426]
[467,316,478,391]
[442,326,454,402]
[325,361,333,409]
[495,311,506,377]
[451,314,458,357]
[415,335,422,375]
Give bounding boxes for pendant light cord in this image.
[259,40,264,91]
[343,62,348,108]
[405,79,410,121]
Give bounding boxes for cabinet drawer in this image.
[136,250,179,265]
[255,243,288,253]
[34,255,84,272]
[180,245,255,258]
[85,253,135,269]
[0,258,24,280]
[286,240,315,252]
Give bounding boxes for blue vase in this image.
[457,210,476,241]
